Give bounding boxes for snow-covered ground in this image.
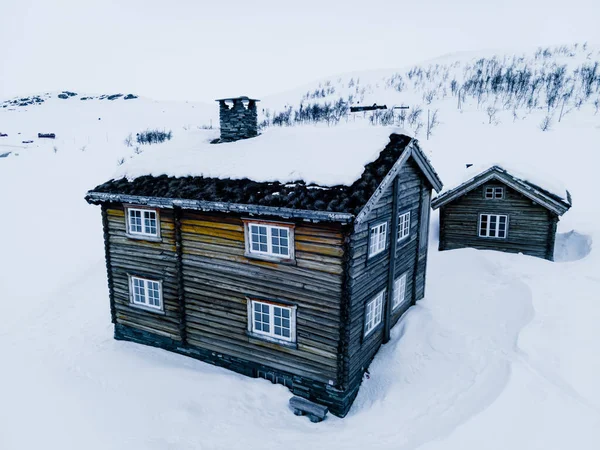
[1,60,600,449]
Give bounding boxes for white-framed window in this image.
[397,211,411,241]
[392,273,408,310]
[364,290,385,337]
[369,222,387,257]
[479,214,509,238]
[248,299,296,343]
[484,186,504,199]
[244,221,294,259]
[127,208,159,237]
[129,275,163,311]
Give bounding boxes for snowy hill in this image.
[261,43,600,132]
[1,45,599,449]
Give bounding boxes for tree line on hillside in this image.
[261,44,600,134]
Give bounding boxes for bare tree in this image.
[398,108,408,127]
[407,105,423,126]
[486,107,497,124]
[117,157,125,166]
[427,109,440,140]
[539,115,552,132]
[423,90,435,105]
[124,133,133,147]
[413,121,424,137]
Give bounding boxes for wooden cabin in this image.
[85,97,443,417]
[431,165,571,261]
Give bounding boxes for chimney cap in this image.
[215,96,260,102]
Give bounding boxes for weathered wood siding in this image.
[180,211,345,385]
[106,206,183,341]
[438,182,557,260]
[344,158,431,390]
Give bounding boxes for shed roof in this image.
[86,126,442,222]
[431,165,572,216]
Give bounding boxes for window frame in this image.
[478,213,509,239]
[484,186,504,200]
[397,211,411,242]
[368,221,388,258]
[128,275,164,312]
[247,298,297,344]
[243,219,295,262]
[125,206,161,240]
[364,289,385,337]
[392,272,409,310]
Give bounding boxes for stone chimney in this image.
[216,96,259,142]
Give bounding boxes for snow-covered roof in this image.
[87,125,444,220]
[432,163,572,216]
[113,125,411,187]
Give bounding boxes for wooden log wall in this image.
[438,183,558,260]
[106,206,182,341]
[344,159,429,389]
[100,158,435,416]
[179,211,345,385]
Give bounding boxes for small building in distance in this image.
[431,165,572,261]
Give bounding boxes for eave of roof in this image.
[431,166,571,216]
[85,191,355,223]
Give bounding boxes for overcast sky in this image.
[1,0,599,102]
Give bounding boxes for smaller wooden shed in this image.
[431,165,571,261]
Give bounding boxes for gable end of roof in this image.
[431,166,571,216]
[355,137,443,225]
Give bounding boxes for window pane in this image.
[147,281,160,307]
[143,211,157,235]
[250,225,268,252]
[129,210,143,233]
[272,306,292,338]
[365,291,385,334]
[132,277,146,304]
[369,229,378,255]
[271,227,289,256]
[369,223,387,255]
[498,216,507,237]
[393,274,407,308]
[398,212,411,240]
[253,302,271,333]
[480,215,488,236]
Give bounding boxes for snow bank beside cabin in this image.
[113,125,412,187]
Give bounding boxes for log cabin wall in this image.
[343,158,430,401]
[103,204,352,415]
[438,182,557,260]
[105,204,183,343]
[99,161,434,417]
[179,211,345,388]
